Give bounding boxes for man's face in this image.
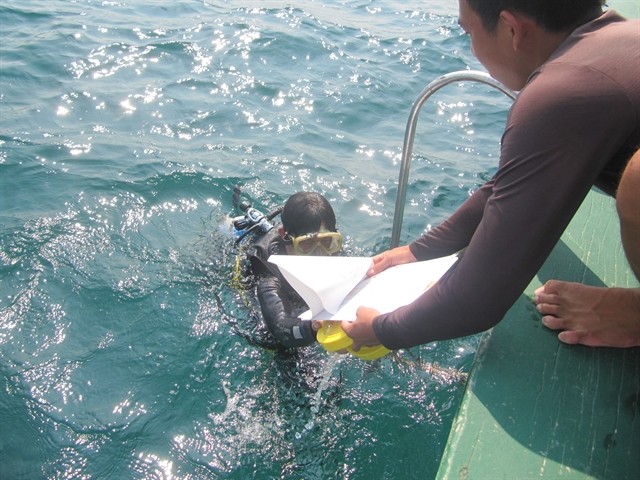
[458,0,523,90]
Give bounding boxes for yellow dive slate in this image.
[317,322,390,360]
[348,344,390,360]
[317,322,353,351]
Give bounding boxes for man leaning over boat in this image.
[342,0,640,350]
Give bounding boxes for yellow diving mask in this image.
[285,229,343,256]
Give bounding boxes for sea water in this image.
[0,1,511,478]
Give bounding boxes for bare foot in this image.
[534,280,640,348]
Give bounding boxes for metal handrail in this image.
[390,70,516,248]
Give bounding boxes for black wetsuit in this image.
[244,228,317,348]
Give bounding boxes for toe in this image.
[534,292,560,306]
[537,302,560,316]
[541,315,565,330]
[558,330,583,345]
[534,285,545,297]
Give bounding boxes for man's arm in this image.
[369,64,635,349]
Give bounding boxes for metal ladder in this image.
[390,70,516,248]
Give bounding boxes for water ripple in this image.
[0,1,503,478]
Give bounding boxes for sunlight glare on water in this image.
[0,1,510,478]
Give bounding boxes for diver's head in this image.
[279,192,342,256]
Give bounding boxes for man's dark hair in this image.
[466,0,605,33]
[281,192,337,236]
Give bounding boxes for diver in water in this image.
[232,191,342,349]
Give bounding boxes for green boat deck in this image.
[436,188,640,479]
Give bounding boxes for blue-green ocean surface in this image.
[0,1,511,478]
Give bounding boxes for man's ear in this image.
[498,10,527,50]
[278,225,286,237]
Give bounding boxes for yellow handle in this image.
[317,322,390,360]
[347,344,390,360]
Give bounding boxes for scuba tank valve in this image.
[232,199,275,243]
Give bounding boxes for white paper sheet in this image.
[268,254,458,321]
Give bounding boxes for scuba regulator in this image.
[233,200,273,233]
[231,187,282,244]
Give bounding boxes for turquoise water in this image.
[0,1,511,478]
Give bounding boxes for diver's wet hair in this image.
[280,192,336,236]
